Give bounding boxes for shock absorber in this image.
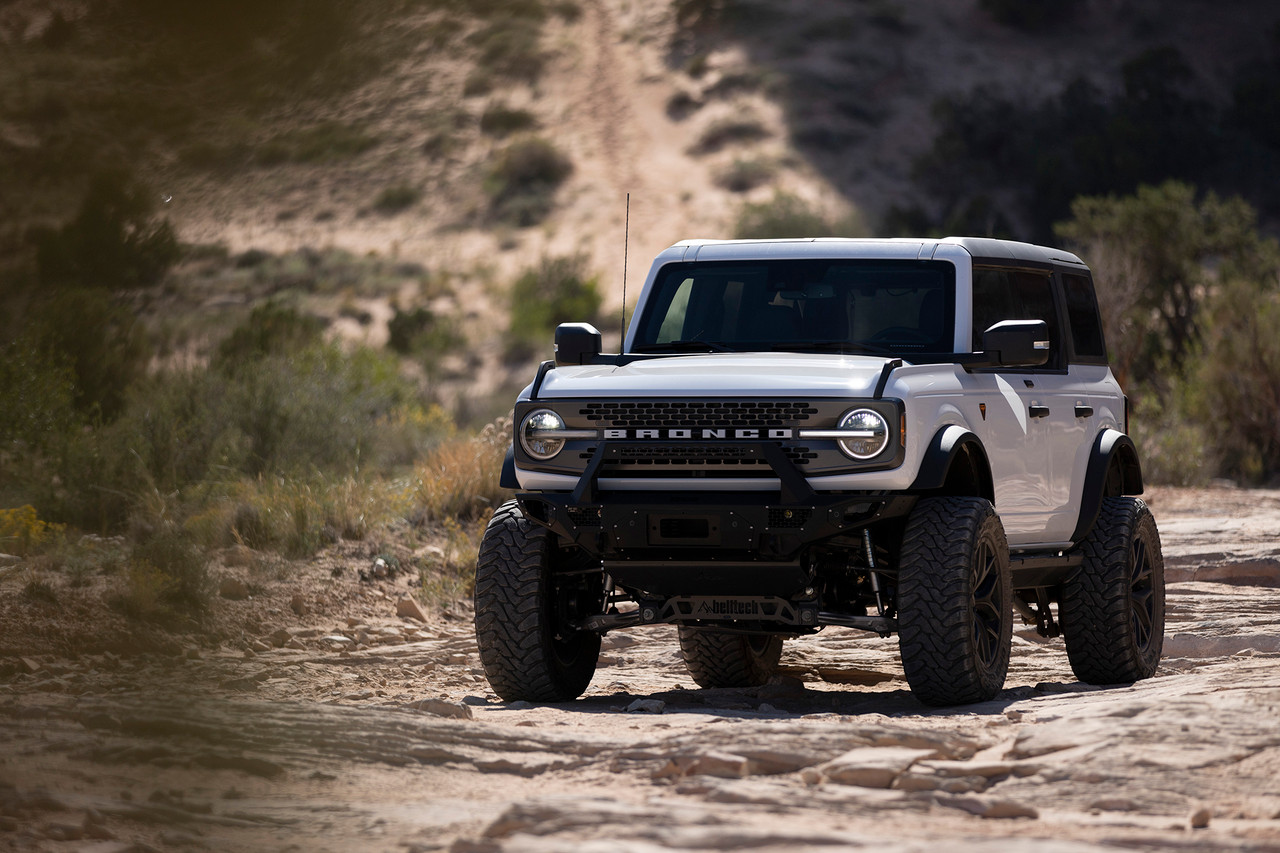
[863,529,886,616]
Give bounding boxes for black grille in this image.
[566,506,601,527]
[580,400,818,428]
[611,445,766,466]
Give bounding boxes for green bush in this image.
[484,137,573,226]
[255,121,378,165]
[373,184,422,214]
[506,255,602,360]
[479,103,538,137]
[28,287,151,421]
[0,340,78,451]
[215,302,325,367]
[734,192,865,239]
[387,305,461,359]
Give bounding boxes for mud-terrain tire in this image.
[1060,496,1164,684]
[897,496,1012,706]
[474,500,600,702]
[678,627,783,688]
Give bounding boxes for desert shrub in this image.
[689,116,770,154]
[0,340,78,452]
[413,420,510,524]
[484,137,573,226]
[128,528,212,615]
[1182,275,1280,483]
[215,302,326,367]
[479,103,538,137]
[387,305,461,359]
[0,505,66,556]
[734,192,865,239]
[506,255,602,360]
[713,157,776,192]
[26,287,152,421]
[29,169,178,292]
[373,184,422,214]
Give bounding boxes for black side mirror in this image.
[981,320,1050,367]
[554,322,603,366]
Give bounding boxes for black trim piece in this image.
[1069,430,1144,545]
[874,358,903,399]
[1010,552,1083,589]
[529,360,555,400]
[499,445,519,490]
[909,426,993,501]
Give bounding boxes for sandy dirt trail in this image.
[3,487,1280,852]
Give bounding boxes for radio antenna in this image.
[621,192,630,343]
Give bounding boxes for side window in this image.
[971,267,1060,366]
[1061,273,1107,362]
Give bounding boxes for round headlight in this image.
[836,408,889,460]
[520,409,568,460]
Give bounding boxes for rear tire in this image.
[678,627,783,688]
[474,501,601,702]
[897,496,1012,706]
[1060,496,1164,684]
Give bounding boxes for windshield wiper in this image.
[632,340,735,353]
[775,340,898,356]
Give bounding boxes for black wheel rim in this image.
[971,537,1004,672]
[1129,534,1156,652]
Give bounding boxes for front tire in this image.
[896,496,1012,706]
[1060,496,1164,684]
[474,501,601,702]
[678,627,783,688]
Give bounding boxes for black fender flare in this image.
[1070,429,1145,545]
[909,425,995,503]
[499,444,520,490]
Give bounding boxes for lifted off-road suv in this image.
[475,237,1165,706]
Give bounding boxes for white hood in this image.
[534,352,892,398]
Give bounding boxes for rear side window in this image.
[971,267,1060,366]
[1061,273,1108,362]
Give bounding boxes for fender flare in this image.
[909,425,995,503]
[499,444,520,490]
[1070,429,1145,545]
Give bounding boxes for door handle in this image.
[1075,405,1094,418]
[1028,405,1050,419]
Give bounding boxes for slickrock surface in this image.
[2,486,1279,851]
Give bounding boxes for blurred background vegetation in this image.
[2,0,1279,624]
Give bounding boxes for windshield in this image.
[630,259,956,355]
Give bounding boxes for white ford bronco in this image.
[475,237,1165,706]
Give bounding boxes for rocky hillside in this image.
[6,0,1279,289]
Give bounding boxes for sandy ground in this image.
[2,486,1280,852]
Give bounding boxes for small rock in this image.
[981,800,1039,820]
[249,640,271,654]
[819,747,937,788]
[372,557,389,578]
[414,698,473,720]
[269,628,292,648]
[1190,806,1212,829]
[290,594,309,616]
[688,751,752,778]
[219,577,250,600]
[322,634,354,646]
[285,638,306,651]
[625,698,666,713]
[20,657,42,674]
[396,596,428,622]
[507,700,533,710]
